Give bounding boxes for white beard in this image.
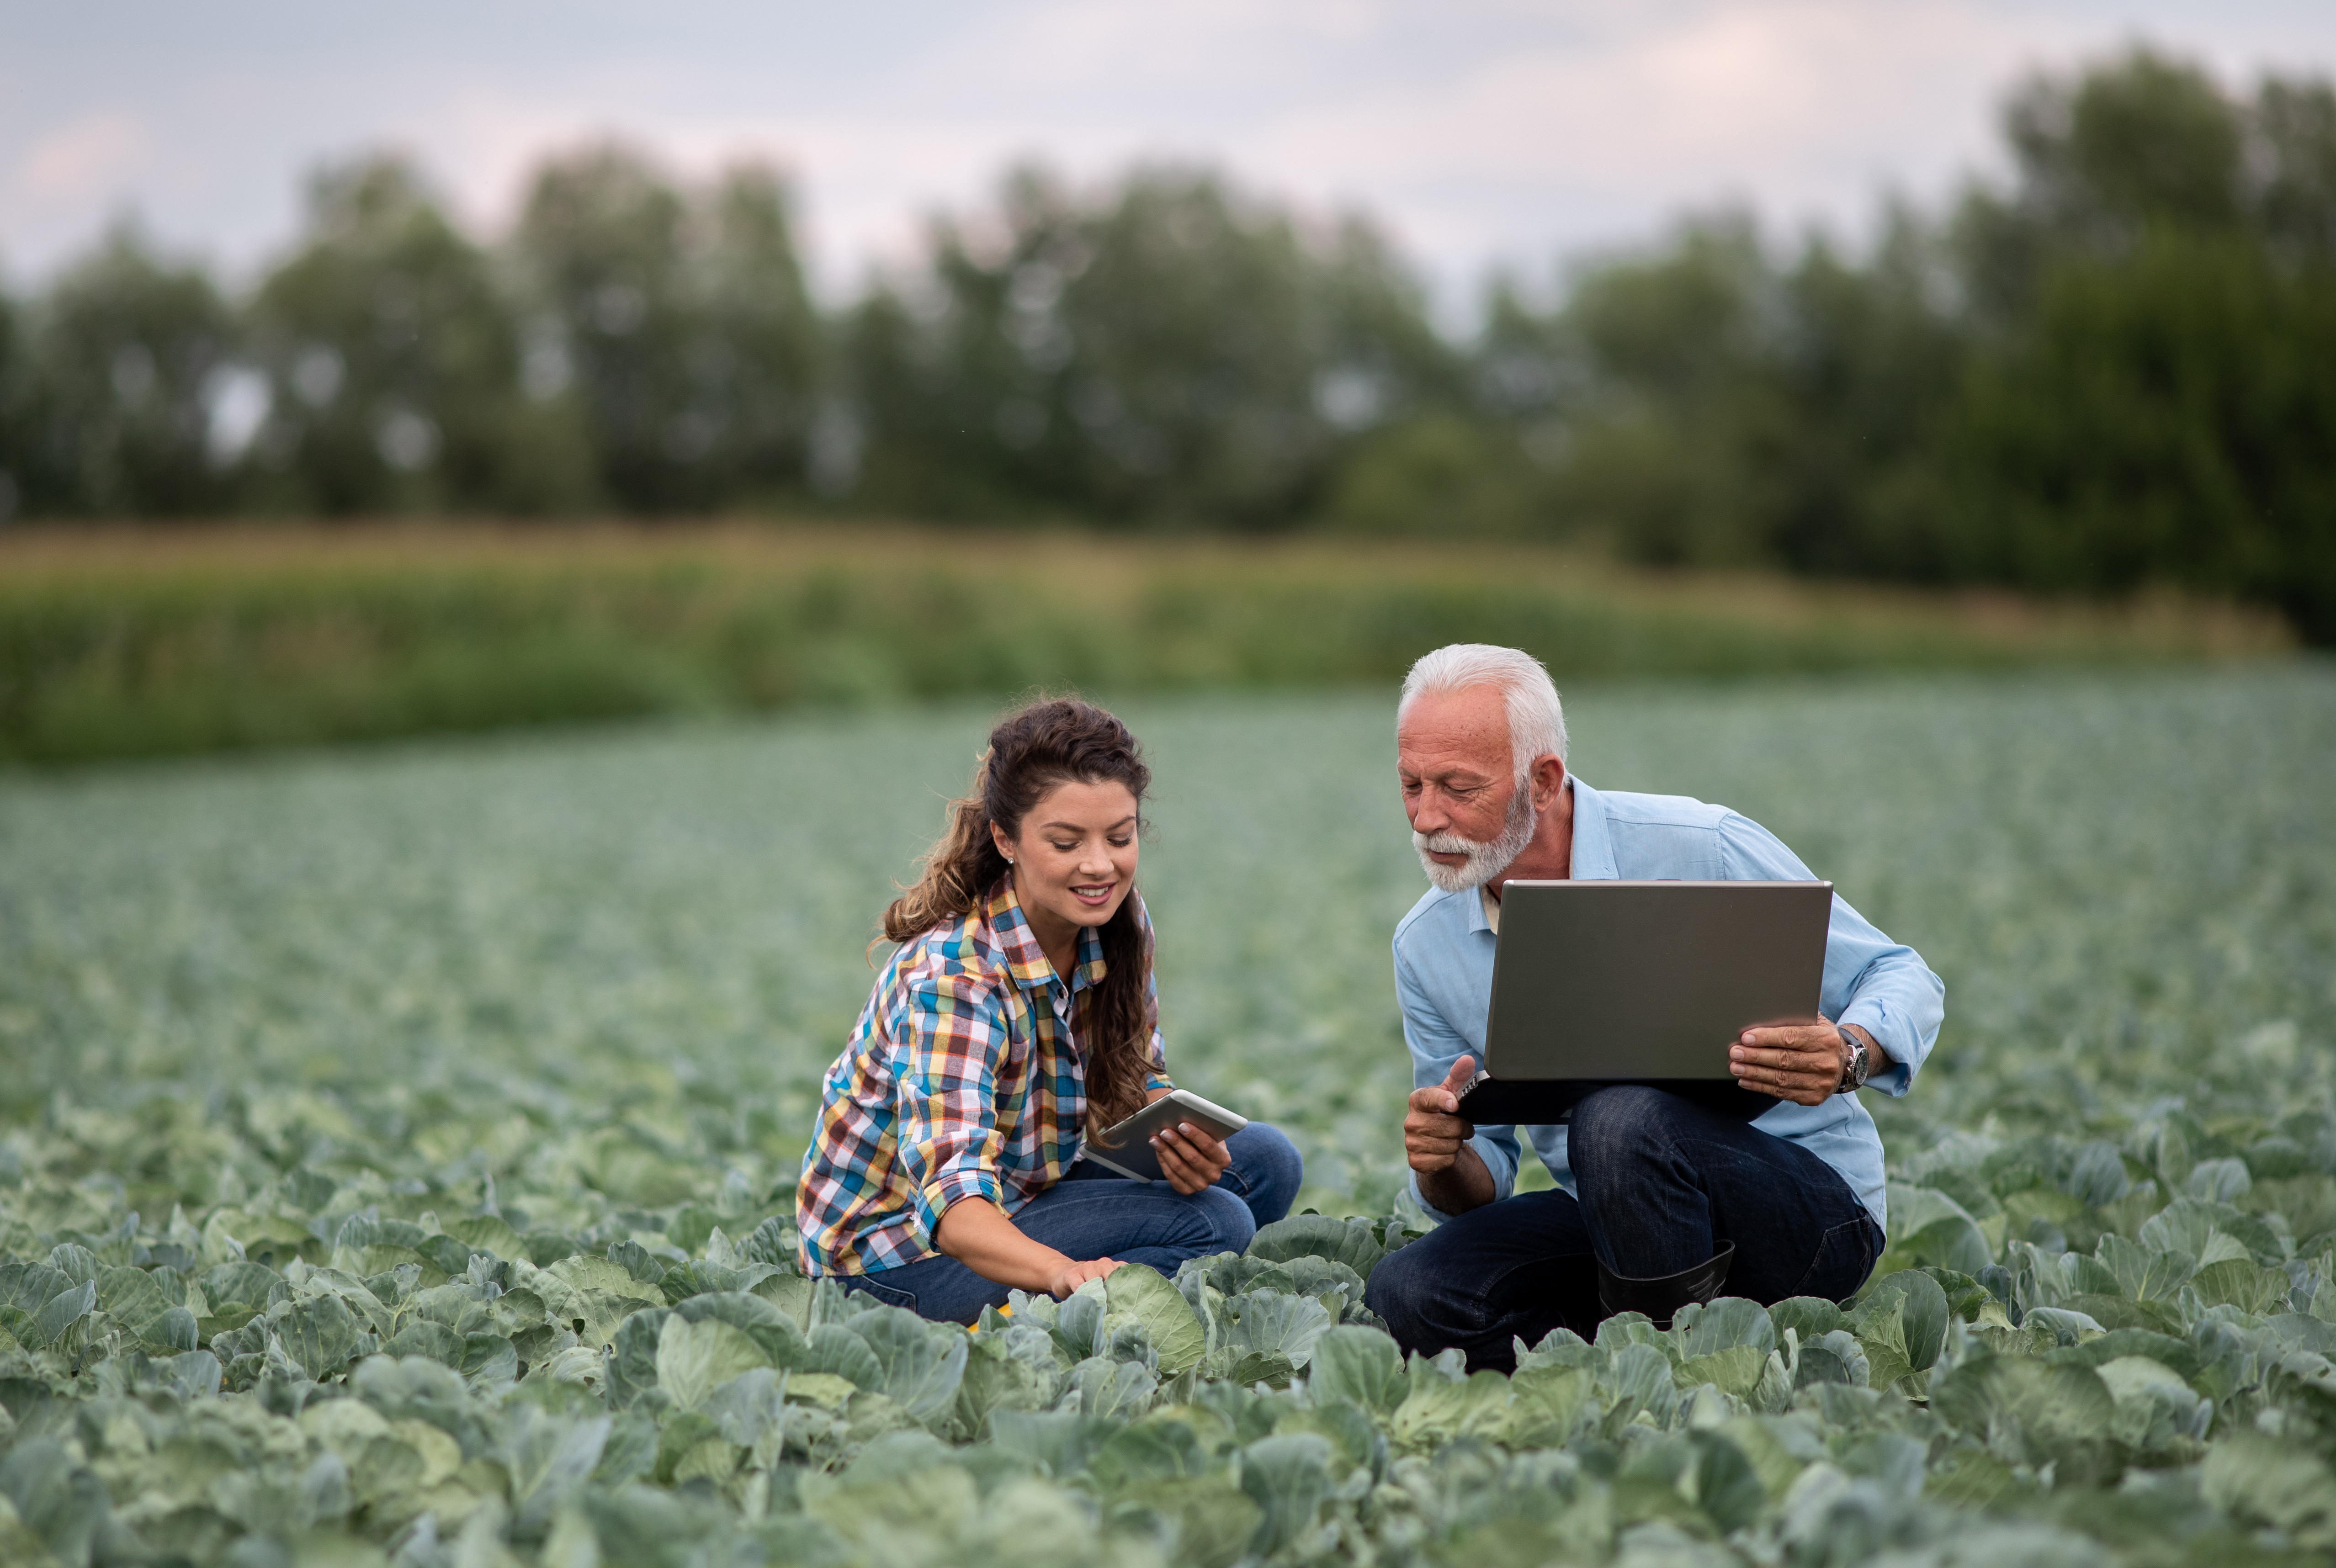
[1413,781,1537,894]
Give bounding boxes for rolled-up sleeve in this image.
[1720,812,1945,1097]
[893,977,1010,1241]
[1395,938,1520,1219]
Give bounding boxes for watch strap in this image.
[1835,1025,1870,1093]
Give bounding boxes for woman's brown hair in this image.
[883,696,1156,1132]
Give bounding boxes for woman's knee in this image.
[1186,1185,1257,1255]
[1223,1122,1304,1226]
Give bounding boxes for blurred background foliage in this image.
[1,48,2332,641]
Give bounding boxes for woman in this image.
[795,696,1302,1321]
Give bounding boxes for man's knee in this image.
[1223,1122,1303,1226]
[1362,1231,1433,1337]
[1567,1085,1686,1175]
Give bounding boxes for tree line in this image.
[1,48,2331,640]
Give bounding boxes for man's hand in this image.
[1151,1122,1232,1195]
[1048,1256,1123,1297]
[1406,1056,1494,1214]
[1406,1056,1479,1172]
[1731,1021,1880,1106]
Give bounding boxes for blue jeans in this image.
[836,1121,1304,1323]
[1366,1086,1883,1372]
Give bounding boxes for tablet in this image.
[1082,1089,1249,1183]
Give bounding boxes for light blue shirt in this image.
[1394,776,1944,1229]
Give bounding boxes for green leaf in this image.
[2063,1141,2131,1206]
[2190,1257,2289,1315]
[987,1409,1119,1478]
[605,1308,672,1409]
[200,1262,287,1310]
[380,1319,467,1366]
[807,1321,885,1389]
[750,1268,816,1329]
[1105,1475,1262,1568]
[1851,1269,1948,1386]
[1306,1325,1407,1414]
[2096,1234,2194,1301]
[1104,1264,1209,1377]
[278,1291,371,1380]
[461,1331,519,1389]
[1931,1354,2118,1477]
[1391,1365,1513,1451]
[1890,1213,1995,1277]
[1068,1355,1157,1418]
[2059,1292,2183,1335]
[656,1313,773,1410]
[2202,1433,2336,1547]
[2057,1250,2123,1297]
[29,1279,96,1350]
[1675,1345,1768,1400]
[1504,1363,1596,1446]
[1687,1429,1768,1534]
[529,1254,664,1349]
[673,1290,809,1369]
[842,1307,968,1422]
[446,1214,525,1259]
[1769,1296,1847,1342]
[1240,1432,1335,1557]
[1916,1266,1994,1322]
[1675,1296,1777,1356]
[93,1265,174,1335]
[1245,1216,1386,1277]
[1216,1290,1334,1371]
[951,1331,1056,1441]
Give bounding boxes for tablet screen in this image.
[1083,1091,1248,1183]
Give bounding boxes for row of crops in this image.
[2,668,2333,1564]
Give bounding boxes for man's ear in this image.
[1531,755,1567,812]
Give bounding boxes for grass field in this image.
[0,525,2293,765]
[2,667,2334,1565]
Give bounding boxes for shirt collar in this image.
[1466,775,1613,938]
[1567,775,1619,880]
[984,877,1108,993]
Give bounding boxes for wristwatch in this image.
[1835,1025,1872,1093]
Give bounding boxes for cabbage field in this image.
[1,665,2333,1567]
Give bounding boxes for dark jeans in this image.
[835,1121,1303,1324]
[1365,1086,1883,1372]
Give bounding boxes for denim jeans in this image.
[1365,1086,1883,1372]
[834,1121,1304,1324]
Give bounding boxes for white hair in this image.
[1398,643,1568,784]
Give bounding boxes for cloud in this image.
[0,0,2331,292]
[16,110,149,202]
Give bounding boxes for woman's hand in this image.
[1152,1121,1232,1195]
[937,1195,1126,1298]
[1048,1256,1123,1297]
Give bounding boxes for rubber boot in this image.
[1595,1240,1736,1330]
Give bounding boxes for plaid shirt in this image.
[796,877,1171,1275]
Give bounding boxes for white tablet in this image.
[1082,1089,1249,1184]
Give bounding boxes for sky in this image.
[5,0,2333,312]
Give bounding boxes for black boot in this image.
[1596,1240,1736,1330]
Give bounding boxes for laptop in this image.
[1455,879,1833,1124]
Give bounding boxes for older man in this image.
[1364,644,1944,1370]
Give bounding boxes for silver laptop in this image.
[1460,879,1832,1122]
